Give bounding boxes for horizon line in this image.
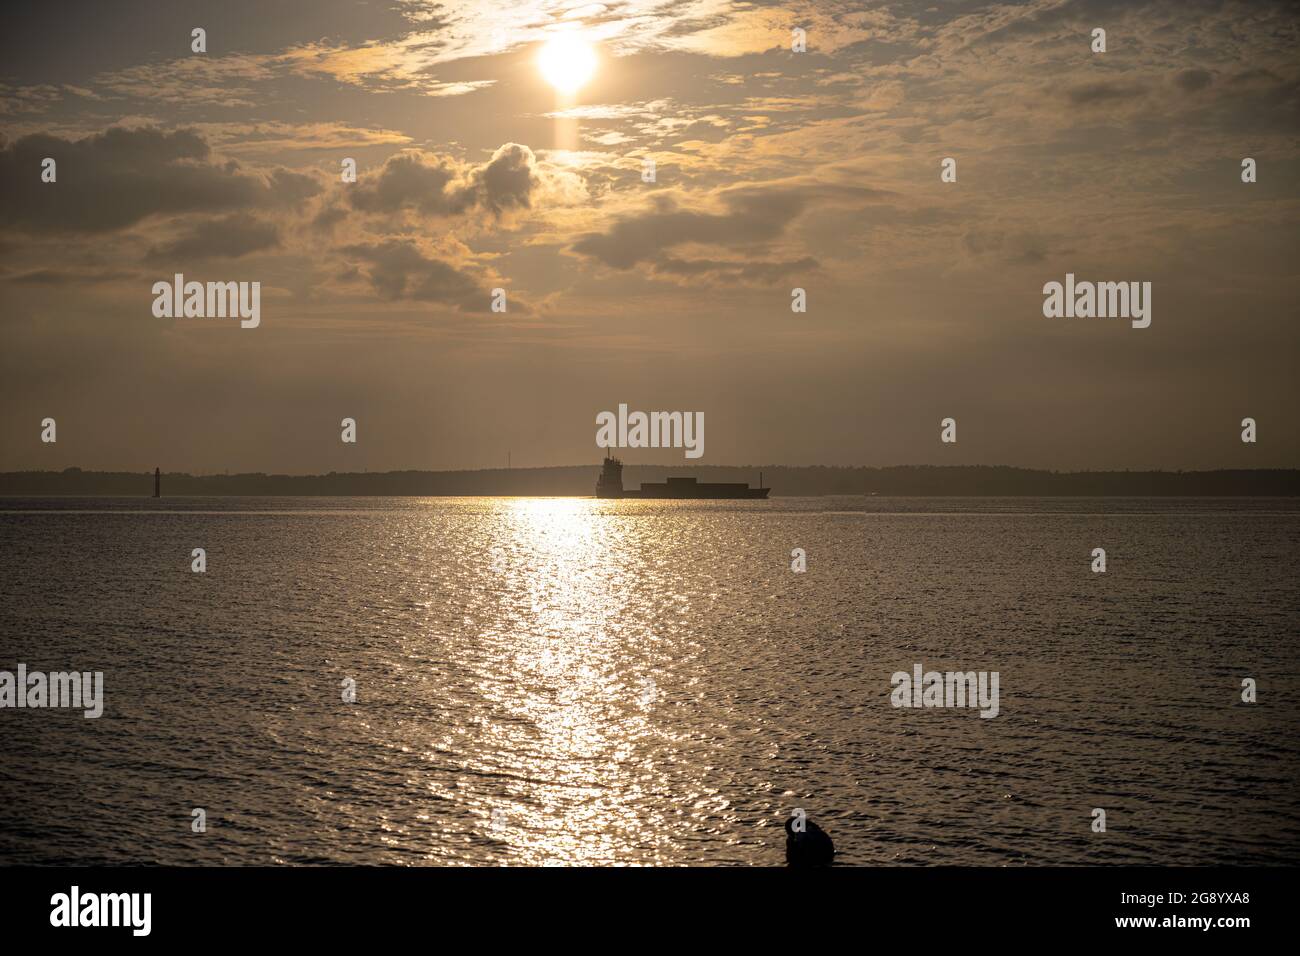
[7,464,1299,478]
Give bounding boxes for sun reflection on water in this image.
[471,498,672,865]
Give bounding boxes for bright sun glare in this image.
[538,32,597,94]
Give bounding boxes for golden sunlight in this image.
[537,31,597,93]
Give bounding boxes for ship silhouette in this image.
[595,453,769,499]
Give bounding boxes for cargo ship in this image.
[595,453,770,499]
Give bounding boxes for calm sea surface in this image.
[1,496,1297,866]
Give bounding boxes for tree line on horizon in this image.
[0,465,1296,496]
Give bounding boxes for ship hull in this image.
[595,456,769,498]
[612,485,770,499]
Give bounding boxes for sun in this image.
[538,32,597,94]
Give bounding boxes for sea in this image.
[1,496,1296,865]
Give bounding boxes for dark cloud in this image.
[471,143,541,214]
[653,255,817,283]
[1175,68,1213,93]
[0,126,311,235]
[340,240,485,309]
[4,268,134,286]
[570,182,887,270]
[962,229,1053,266]
[1222,66,1300,109]
[312,203,349,232]
[972,0,1219,47]
[265,168,323,205]
[349,143,542,218]
[1066,81,1147,106]
[349,154,459,215]
[147,214,280,261]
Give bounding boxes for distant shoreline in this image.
[2,466,1296,497]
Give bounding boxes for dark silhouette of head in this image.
[785,812,835,867]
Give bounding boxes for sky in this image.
[1,0,1297,474]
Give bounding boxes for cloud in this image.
[653,255,818,283]
[95,57,267,108]
[340,239,486,309]
[1175,69,1214,93]
[349,154,458,215]
[147,214,280,261]
[472,144,542,213]
[962,229,1054,266]
[1065,82,1148,106]
[0,126,316,235]
[570,181,888,270]
[192,121,413,156]
[266,168,324,204]
[0,83,61,115]
[349,143,543,219]
[3,268,134,286]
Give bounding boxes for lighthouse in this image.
[153,467,160,498]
